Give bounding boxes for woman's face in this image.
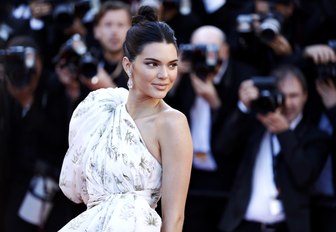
[129,42,178,99]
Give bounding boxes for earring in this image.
[127,76,133,89]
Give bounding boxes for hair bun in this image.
[132,5,158,26]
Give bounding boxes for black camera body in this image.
[236,12,282,43]
[179,43,219,80]
[0,46,36,87]
[316,40,336,84]
[251,76,284,114]
[53,33,98,79]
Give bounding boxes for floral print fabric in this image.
[58,87,162,232]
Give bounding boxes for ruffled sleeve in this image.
[59,87,128,203]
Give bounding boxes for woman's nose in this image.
[157,66,168,79]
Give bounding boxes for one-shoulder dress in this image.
[58,87,162,232]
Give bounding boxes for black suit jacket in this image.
[218,109,330,232]
[325,105,336,192]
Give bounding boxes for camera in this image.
[236,12,282,43]
[51,0,91,29]
[0,46,36,87]
[179,43,219,80]
[250,76,284,114]
[316,40,336,84]
[53,33,98,79]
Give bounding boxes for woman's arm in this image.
[158,109,193,232]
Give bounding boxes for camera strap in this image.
[101,61,123,80]
[270,133,281,195]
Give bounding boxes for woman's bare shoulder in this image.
[155,106,189,136]
[156,105,192,162]
[159,106,187,123]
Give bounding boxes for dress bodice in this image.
[59,88,163,231]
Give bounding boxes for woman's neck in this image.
[126,92,162,120]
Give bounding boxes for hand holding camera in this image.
[307,40,336,85]
[238,79,259,109]
[268,34,292,56]
[179,43,220,81]
[236,12,283,44]
[239,77,288,133]
[55,59,81,101]
[239,76,284,114]
[178,43,222,108]
[304,44,336,64]
[54,33,99,84]
[190,73,221,109]
[256,109,289,133]
[79,65,116,90]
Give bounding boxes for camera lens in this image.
[259,18,281,43]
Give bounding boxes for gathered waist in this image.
[87,189,160,209]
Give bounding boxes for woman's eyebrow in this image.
[144,58,179,63]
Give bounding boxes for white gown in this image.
[58,87,162,232]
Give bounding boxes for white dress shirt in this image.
[245,114,302,223]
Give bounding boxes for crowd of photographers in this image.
[0,0,336,231]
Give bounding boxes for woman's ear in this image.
[122,56,131,74]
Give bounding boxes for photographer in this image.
[310,78,336,232]
[52,33,95,102]
[1,35,80,232]
[231,0,325,75]
[165,25,258,232]
[53,1,132,94]
[28,0,93,71]
[54,1,132,92]
[79,0,131,90]
[299,42,336,124]
[302,42,336,232]
[217,65,330,232]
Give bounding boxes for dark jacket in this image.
[218,109,330,232]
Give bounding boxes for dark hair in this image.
[123,5,177,61]
[271,64,308,93]
[93,1,132,26]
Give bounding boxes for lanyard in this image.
[270,133,281,195]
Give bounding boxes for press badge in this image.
[269,198,283,216]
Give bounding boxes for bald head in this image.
[190,25,229,60]
[191,25,226,46]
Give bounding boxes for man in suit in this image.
[311,78,336,232]
[83,0,131,90]
[217,65,330,232]
[165,25,258,232]
[306,44,336,232]
[62,0,131,91]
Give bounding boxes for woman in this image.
[58,5,193,232]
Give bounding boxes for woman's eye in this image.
[169,63,178,69]
[146,62,158,67]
